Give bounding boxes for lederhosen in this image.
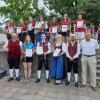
[67,41,79,73]
[37,41,49,70]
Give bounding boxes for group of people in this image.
[2,13,99,91]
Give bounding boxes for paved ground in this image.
[0,77,100,100]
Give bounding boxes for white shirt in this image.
[80,39,99,55]
[53,42,66,57]
[35,21,44,29]
[64,41,80,59]
[36,41,51,55]
[3,40,22,49]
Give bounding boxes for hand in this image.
[69,57,73,61]
[44,52,48,55]
[22,51,26,55]
[4,48,9,52]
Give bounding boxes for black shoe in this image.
[46,79,50,84]
[75,82,79,87]
[8,77,13,82]
[16,77,20,81]
[55,82,61,85]
[65,81,70,86]
[36,79,40,83]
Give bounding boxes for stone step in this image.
[96,70,100,73]
[96,76,100,80]
[96,67,100,70]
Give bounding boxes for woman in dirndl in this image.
[50,34,66,85]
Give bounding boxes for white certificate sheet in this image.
[61,25,68,32]
[26,49,33,57]
[53,48,61,57]
[16,27,22,34]
[36,46,43,55]
[77,21,83,28]
[28,23,33,31]
[8,27,14,33]
[52,26,57,33]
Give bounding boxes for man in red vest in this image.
[65,33,80,87]
[3,33,22,82]
[36,34,51,83]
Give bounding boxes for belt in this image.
[83,55,95,57]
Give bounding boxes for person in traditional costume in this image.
[65,33,80,87]
[3,33,22,82]
[36,34,51,83]
[50,34,66,85]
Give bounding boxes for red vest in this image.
[55,46,62,50]
[68,41,77,57]
[8,40,21,58]
[40,41,48,52]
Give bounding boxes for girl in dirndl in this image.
[50,34,66,85]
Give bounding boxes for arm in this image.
[66,43,71,58]
[3,41,9,52]
[73,43,80,59]
[95,40,99,54]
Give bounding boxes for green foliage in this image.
[0,0,38,24]
[44,0,100,24]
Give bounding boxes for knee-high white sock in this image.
[46,70,49,79]
[9,69,14,78]
[67,73,71,82]
[37,70,41,79]
[74,74,78,83]
[15,69,19,78]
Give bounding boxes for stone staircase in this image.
[96,49,100,84]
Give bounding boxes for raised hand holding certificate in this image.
[52,26,57,33]
[61,25,68,32]
[26,49,33,57]
[16,27,22,34]
[8,27,14,34]
[77,21,83,28]
[36,47,43,55]
[53,48,61,57]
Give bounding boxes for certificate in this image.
[52,26,57,33]
[61,25,68,32]
[36,46,43,55]
[8,27,14,33]
[16,27,22,34]
[77,21,83,28]
[26,49,33,57]
[53,48,61,57]
[28,23,33,31]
